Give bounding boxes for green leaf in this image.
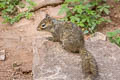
[78,22,84,27]
[58,4,68,14]
[107,32,116,37]
[114,37,120,46]
[104,8,110,15]
[25,12,33,19]
[114,29,120,34]
[19,2,25,8]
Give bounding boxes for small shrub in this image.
[59,0,110,34]
[0,0,36,24]
[115,0,120,2]
[107,29,120,47]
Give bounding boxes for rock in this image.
[32,38,82,80]
[88,32,107,42]
[33,0,64,11]
[46,6,66,19]
[32,38,120,80]
[85,40,120,80]
[19,0,64,12]
[0,50,6,61]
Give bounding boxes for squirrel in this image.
[37,14,98,80]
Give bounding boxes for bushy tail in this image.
[79,48,98,80]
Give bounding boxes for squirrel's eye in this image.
[41,23,46,28]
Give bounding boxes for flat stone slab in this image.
[32,37,120,80]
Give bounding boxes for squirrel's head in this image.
[37,14,53,31]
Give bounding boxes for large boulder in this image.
[32,35,120,80]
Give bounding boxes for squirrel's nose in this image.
[37,27,41,31]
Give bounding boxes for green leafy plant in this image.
[59,0,110,34]
[0,0,36,24]
[107,29,120,47]
[97,4,110,15]
[115,0,120,2]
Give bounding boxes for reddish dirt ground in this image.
[0,0,120,80]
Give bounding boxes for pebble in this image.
[0,50,6,61]
[88,32,107,42]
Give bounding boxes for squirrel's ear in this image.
[46,14,50,18]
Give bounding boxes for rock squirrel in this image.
[37,14,98,80]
